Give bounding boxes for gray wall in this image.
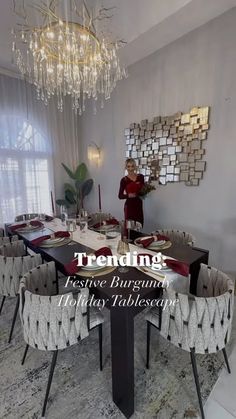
[79,8,236,273]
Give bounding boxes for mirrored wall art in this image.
[124,106,210,186]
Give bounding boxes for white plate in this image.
[81,260,107,271]
[134,237,166,248]
[42,237,65,245]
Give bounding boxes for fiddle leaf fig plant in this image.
[56,162,93,214]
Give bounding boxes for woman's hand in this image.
[128,193,137,198]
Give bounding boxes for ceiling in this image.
[0,0,236,77]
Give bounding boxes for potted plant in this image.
[56,162,93,215]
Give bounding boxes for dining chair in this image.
[145,263,234,419]
[15,213,39,222]
[0,235,18,246]
[19,261,104,417]
[0,240,42,343]
[153,228,196,246]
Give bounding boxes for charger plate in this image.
[15,224,44,233]
[134,237,172,251]
[40,238,71,248]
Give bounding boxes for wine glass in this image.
[79,219,88,235]
[126,219,135,243]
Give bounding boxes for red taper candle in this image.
[98,184,102,211]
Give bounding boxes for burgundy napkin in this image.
[30,235,51,246]
[30,231,70,246]
[30,220,43,227]
[54,231,70,238]
[165,259,189,277]
[137,234,169,248]
[10,223,27,232]
[93,218,119,229]
[64,247,113,275]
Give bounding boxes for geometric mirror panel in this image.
[124,106,210,186]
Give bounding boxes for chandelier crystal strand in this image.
[12,1,127,114]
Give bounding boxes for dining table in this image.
[6,218,209,418]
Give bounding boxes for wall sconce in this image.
[87,142,101,166]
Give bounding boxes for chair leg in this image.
[21,344,29,365]
[146,321,151,369]
[98,323,103,371]
[190,350,205,419]
[158,305,162,330]
[42,350,58,417]
[8,295,20,344]
[222,348,231,374]
[0,296,6,315]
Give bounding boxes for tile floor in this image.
[204,337,236,418]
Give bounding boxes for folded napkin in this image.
[30,220,43,227]
[165,259,189,277]
[30,231,70,246]
[30,235,51,246]
[126,182,142,194]
[64,247,112,275]
[93,218,119,229]
[10,223,27,232]
[10,220,43,232]
[137,234,169,248]
[54,231,70,238]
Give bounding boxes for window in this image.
[0,115,53,223]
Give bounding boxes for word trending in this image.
[75,251,163,270]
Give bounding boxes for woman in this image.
[118,158,145,226]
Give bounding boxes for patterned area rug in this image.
[0,296,235,419]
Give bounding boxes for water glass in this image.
[66,218,77,239]
[105,226,120,250]
[60,205,68,225]
[80,209,88,220]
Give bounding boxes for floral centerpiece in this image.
[139,181,156,198]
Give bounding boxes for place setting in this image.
[135,252,189,282]
[64,247,117,277]
[9,220,45,233]
[30,231,71,248]
[134,233,172,250]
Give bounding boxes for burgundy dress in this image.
[118,174,145,226]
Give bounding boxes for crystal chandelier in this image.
[12,0,127,114]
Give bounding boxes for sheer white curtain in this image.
[0,73,80,224]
